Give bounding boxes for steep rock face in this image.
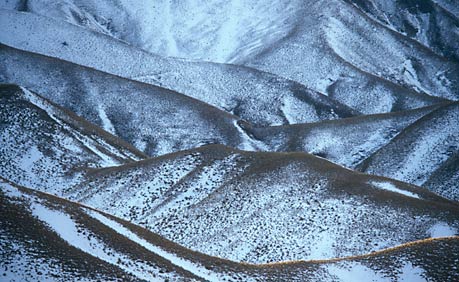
[0,84,145,194]
[66,145,459,263]
[359,102,459,201]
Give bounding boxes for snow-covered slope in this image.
[1,1,458,280]
[0,0,302,64]
[359,102,459,201]
[64,145,459,263]
[248,5,457,106]
[2,178,459,282]
[0,84,145,194]
[4,1,456,110]
[345,0,459,60]
[248,103,446,168]
[244,0,459,102]
[0,45,253,156]
[0,178,246,282]
[0,9,357,126]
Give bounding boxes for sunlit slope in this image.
[2,179,458,281]
[66,145,459,263]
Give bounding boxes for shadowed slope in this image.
[359,102,459,201]
[0,45,249,156]
[0,84,145,194]
[0,9,358,126]
[344,0,459,60]
[246,0,458,103]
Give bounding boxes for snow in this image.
[24,195,173,281]
[370,181,421,199]
[86,209,237,282]
[1,241,97,282]
[398,262,427,282]
[234,120,269,151]
[0,1,458,279]
[328,262,390,282]
[0,8,356,128]
[327,261,427,282]
[20,86,123,167]
[19,146,44,173]
[97,104,116,135]
[391,127,455,186]
[428,222,457,238]
[361,103,459,200]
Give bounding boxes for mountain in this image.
[0,47,252,156]
[0,3,458,116]
[344,0,459,60]
[244,0,459,102]
[1,1,458,281]
[2,178,459,282]
[0,178,240,282]
[2,84,456,263]
[0,9,358,126]
[0,84,145,194]
[247,103,447,168]
[65,144,459,263]
[359,102,459,201]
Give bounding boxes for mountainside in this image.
[345,0,459,60]
[2,179,459,282]
[359,102,459,201]
[248,103,447,168]
[245,0,459,102]
[65,145,459,263]
[0,46,251,156]
[1,87,457,264]
[1,0,458,281]
[4,1,457,103]
[0,84,145,194]
[0,9,358,126]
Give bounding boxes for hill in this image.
[0,84,145,194]
[2,178,459,281]
[66,145,459,263]
[0,9,358,126]
[359,102,459,201]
